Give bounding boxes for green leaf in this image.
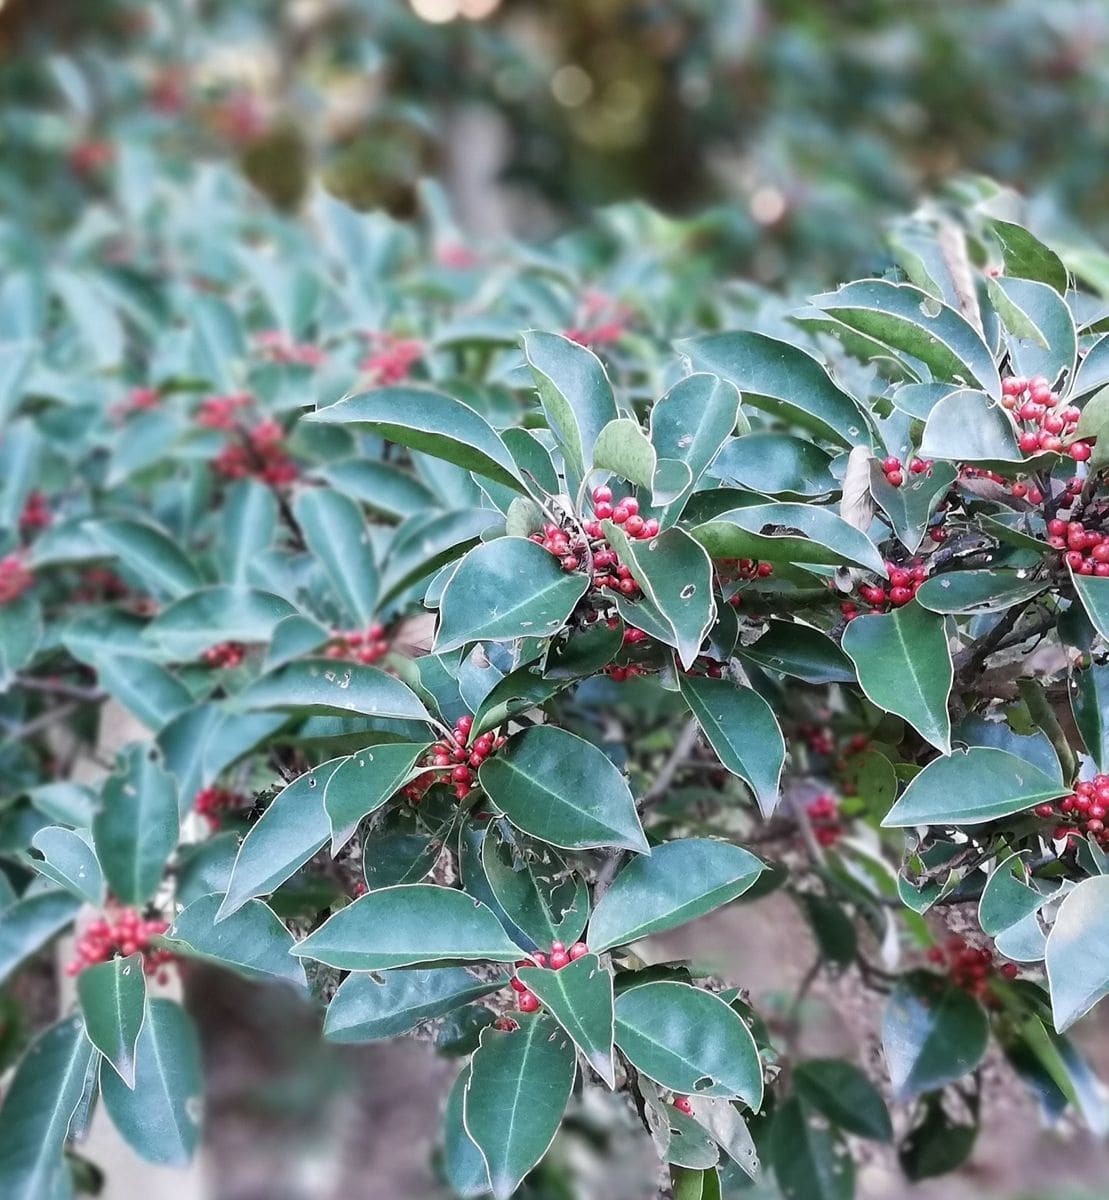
[869,460,959,553]
[842,604,952,753]
[237,659,432,721]
[218,760,343,920]
[478,726,649,853]
[1070,571,1109,641]
[79,652,193,731]
[991,220,1068,293]
[158,705,285,806]
[881,971,988,1099]
[464,1014,578,1200]
[603,523,715,669]
[101,999,202,1166]
[883,747,1066,827]
[165,894,306,987]
[686,1096,760,1178]
[1045,875,1109,1031]
[291,883,522,971]
[615,981,763,1105]
[27,826,103,904]
[1072,336,1109,402]
[678,675,785,818]
[92,744,179,906]
[380,508,504,605]
[305,387,526,492]
[295,487,380,626]
[649,374,741,523]
[0,1015,96,1200]
[770,1096,854,1200]
[736,620,854,684]
[978,851,1049,961]
[220,479,277,586]
[1071,661,1109,772]
[993,276,1077,386]
[796,893,857,967]
[915,569,1048,614]
[0,890,81,985]
[518,953,616,1085]
[794,1059,893,1141]
[143,586,297,659]
[588,838,764,953]
[919,389,1023,464]
[677,331,868,447]
[692,503,886,575]
[471,666,569,738]
[710,433,837,498]
[318,458,437,522]
[480,833,589,949]
[90,518,203,599]
[324,967,505,1043]
[0,595,41,689]
[593,418,657,491]
[443,1067,492,1198]
[77,954,146,1087]
[324,742,429,853]
[811,280,1001,399]
[436,538,589,653]
[522,330,618,484]
[898,1092,978,1181]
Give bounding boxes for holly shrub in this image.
[6,129,1109,1198]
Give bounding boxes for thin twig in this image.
[638,717,702,813]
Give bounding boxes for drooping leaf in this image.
[164,894,306,987]
[915,569,1048,614]
[588,838,764,953]
[77,954,146,1087]
[442,1067,492,1198]
[478,726,649,853]
[678,675,785,817]
[295,487,380,625]
[735,621,855,684]
[464,1014,578,1200]
[793,1059,893,1141]
[291,883,523,971]
[770,1095,854,1200]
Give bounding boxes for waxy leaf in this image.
[143,586,297,659]
[324,967,505,1043]
[464,1014,578,1200]
[915,569,1048,614]
[991,220,1068,294]
[736,621,854,684]
[379,508,503,605]
[868,460,958,553]
[436,537,589,653]
[1070,572,1109,641]
[793,1059,893,1141]
[678,675,785,817]
[481,834,590,949]
[237,659,432,721]
[993,276,1077,386]
[592,418,691,505]
[883,748,1066,827]
[318,458,436,522]
[711,433,837,498]
[881,972,988,1099]
[166,894,306,987]
[295,487,380,625]
[919,389,1022,464]
[1046,875,1109,1031]
[978,851,1050,962]
[28,826,103,904]
[1071,660,1109,772]
[443,1068,492,1198]
[842,605,952,753]
[220,479,277,586]
[324,742,429,853]
[478,726,649,853]
[771,1096,854,1200]
[101,1000,202,1166]
[291,883,522,970]
[306,386,526,491]
[588,838,765,953]
[90,518,203,599]
[614,982,763,1106]
[518,953,616,1086]
[0,890,81,985]
[77,953,146,1087]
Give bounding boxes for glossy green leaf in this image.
[295,487,380,625]
[291,883,522,970]
[318,458,437,522]
[79,652,193,731]
[471,665,569,739]
[478,726,649,853]
[978,851,1050,961]
[770,1096,854,1200]
[237,659,432,721]
[77,954,146,1087]
[1071,661,1109,772]
[518,953,615,1085]
[443,1067,492,1197]
[92,744,179,906]
[464,1013,578,1200]
[324,967,505,1043]
[28,826,103,904]
[1046,875,1109,1031]
[692,503,886,575]
[811,279,1001,398]
[794,1059,892,1141]
[143,586,297,659]
[993,276,1077,386]
[101,999,202,1166]
[842,604,952,753]
[736,620,854,684]
[614,981,763,1105]
[436,537,589,653]
[218,760,343,920]
[678,675,785,818]
[1070,571,1109,641]
[915,569,1048,614]
[0,595,41,689]
[589,838,764,953]
[0,890,81,985]
[1072,335,1109,402]
[481,834,589,949]
[90,518,203,599]
[158,705,285,806]
[883,747,1066,827]
[220,479,277,586]
[686,1096,760,1178]
[305,386,526,491]
[711,433,837,498]
[991,220,1068,293]
[678,331,868,447]
[869,460,958,553]
[324,742,429,853]
[882,971,988,1099]
[919,389,1022,463]
[165,894,306,987]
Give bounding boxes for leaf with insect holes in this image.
[517,954,616,1085]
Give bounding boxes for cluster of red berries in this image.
[436,243,479,270]
[403,715,505,803]
[564,291,631,349]
[112,385,161,420]
[202,641,246,669]
[0,554,33,605]
[149,66,189,115]
[19,491,51,534]
[605,624,651,681]
[806,792,844,847]
[360,333,423,385]
[1047,517,1109,576]
[797,722,835,756]
[324,624,391,665]
[254,330,325,367]
[926,935,1016,1000]
[72,567,132,604]
[212,418,299,485]
[590,487,660,541]
[845,558,930,616]
[961,465,1046,506]
[194,785,247,830]
[510,941,590,1012]
[1000,375,1091,460]
[197,393,252,430]
[67,908,174,980]
[1034,773,1109,843]
[69,141,114,177]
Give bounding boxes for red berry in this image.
[568,942,588,960]
[673,1096,694,1116]
[624,515,645,536]
[881,456,900,472]
[611,505,630,524]
[518,991,540,1013]
[593,486,613,504]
